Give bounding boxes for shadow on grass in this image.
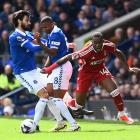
[78,119,140,125]
[37,129,126,133]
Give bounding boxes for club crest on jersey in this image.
[17,36,25,42]
[33,80,38,84]
[26,49,30,52]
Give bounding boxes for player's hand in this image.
[68,43,77,49]
[129,67,140,74]
[40,67,52,75]
[34,32,41,43]
[32,39,38,44]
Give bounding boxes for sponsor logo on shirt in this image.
[90,58,105,65]
[51,41,60,46]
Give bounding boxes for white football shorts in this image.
[47,61,73,90]
[15,68,48,95]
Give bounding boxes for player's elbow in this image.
[114,49,123,57]
[50,51,57,57]
[46,49,57,56]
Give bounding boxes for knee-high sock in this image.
[53,98,76,126]
[47,98,63,122]
[110,89,124,112]
[33,98,48,126]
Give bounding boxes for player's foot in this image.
[67,123,81,132]
[36,125,40,132]
[73,108,94,116]
[50,121,67,132]
[118,113,134,124]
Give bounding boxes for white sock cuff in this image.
[110,88,120,97]
[40,98,48,102]
[53,98,63,102]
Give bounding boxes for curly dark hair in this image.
[12,10,31,27]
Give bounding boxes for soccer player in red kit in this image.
[42,32,136,124]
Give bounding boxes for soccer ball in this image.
[20,119,36,133]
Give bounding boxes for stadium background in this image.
[0,0,140,120]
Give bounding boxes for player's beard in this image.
[21,23,31,31]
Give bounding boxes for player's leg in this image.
[15,72,48,130]
[38,71,65,130]
[98,68,134,124]
[41,83,67,132]
[64,71,94,116]
[34,88,49,129]
[47,62,80,131]
[32,71,64,129]
[36,88,65,132]
[16,70,63,131]
[65,71,88,106]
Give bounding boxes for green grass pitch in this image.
[0,117,140,140]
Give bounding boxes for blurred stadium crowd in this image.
[0,0,140,116]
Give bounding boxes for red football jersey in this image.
[72,40,116,72]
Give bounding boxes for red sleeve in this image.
[72,42,93,60]
[71,52,81,60]
[103,40,116,53]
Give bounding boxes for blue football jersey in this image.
[47,26,69,63]
[9,29,47,74]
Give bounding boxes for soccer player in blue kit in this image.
[34,16,82,131]
[9,10,80,132]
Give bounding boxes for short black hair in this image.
[40,16,53,24]
[92,32,103,40]
[12,10,31,27]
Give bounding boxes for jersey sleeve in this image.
[40,38,48,46]
[72,43,92,60]
[103,40,116,53]
[49,33,61,49]
[26,31,34,41]
[10,35,42,52]
[71,52,81,60]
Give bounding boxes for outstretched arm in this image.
[41,54,73,74]
[57,54,72,65]
[114,49,129,71]
[44,56,51,67]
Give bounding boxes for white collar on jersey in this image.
[49,25,60,36]
[15,28,26,36]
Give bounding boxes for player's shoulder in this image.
[9,31,17,39]
[78,41,93,55]
[26,31,33,37]
[9,31,26,43]
[103,39,116,48]
[9,31,18,42]
[83,40,92,48]
[52,26,61,34]
[51,26,63,37]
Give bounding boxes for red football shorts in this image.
[76,67,113,93]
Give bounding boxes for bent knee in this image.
[54,90,67,99]
[37,88,49,99]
